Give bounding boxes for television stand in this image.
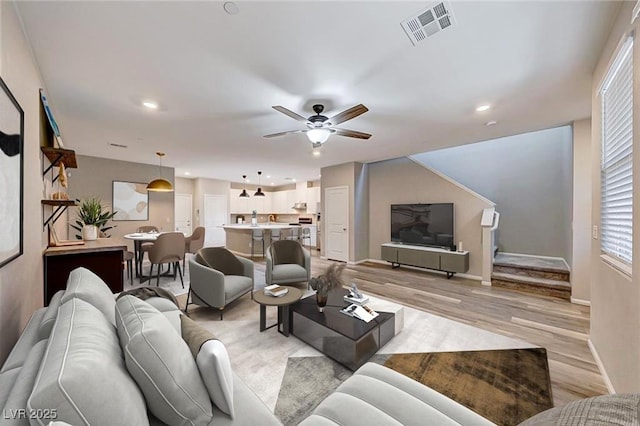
[381,243,469,278]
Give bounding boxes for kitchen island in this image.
[222,224,298,257]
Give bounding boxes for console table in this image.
[43,238,126,305]
[381,242,469,278]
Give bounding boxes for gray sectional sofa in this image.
[0,266,500,425]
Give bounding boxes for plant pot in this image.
[82,225,98,241]
[316,292,328,313]
[251,217,257,226]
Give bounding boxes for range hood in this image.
[292,202,307,210]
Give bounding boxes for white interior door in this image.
[174,194,192,235]
[204,194,227,247]
[325,186,349,262]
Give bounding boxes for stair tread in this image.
[493,253,569,274]
[491,272,571,289]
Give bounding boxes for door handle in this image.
[343,228,347,231]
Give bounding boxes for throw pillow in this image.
[181,315,235,418]
[60,267,117,325]
[115,296,213,425]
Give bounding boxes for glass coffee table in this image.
[291,289,395,371]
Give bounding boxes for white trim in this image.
[588,339,616,394]
[481,280,492,287]
[600,254,632,280]
[347,259,369,265]
[570,297,591,307]
[498,252,570,272]
[407,156,496,207]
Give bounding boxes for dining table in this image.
[123,232,160,282]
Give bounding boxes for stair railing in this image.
[481,207,500,286]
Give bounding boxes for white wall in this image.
[589,1,640,393]
[413,126,573,263]
[0,2,48,362]
[368,157,494,277]
[572,119,592,303]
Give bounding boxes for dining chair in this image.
[136,225,159,265]
[147,232,185,288]
[183,227,205,270]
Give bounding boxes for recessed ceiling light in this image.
[266,175,271,178]
[184,172,191,176]
[223,2,239,15]
[292,179,297,182]
[476,104,491,112]
[312,150,321,157]
[143,101,158,109]
[485,120,498,126]
[246,179,250,182]
[270,182,275,185]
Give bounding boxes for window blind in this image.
[601,37,633,265]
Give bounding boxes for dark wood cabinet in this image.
[43,239,126,305]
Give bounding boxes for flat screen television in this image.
[391,203,454,249]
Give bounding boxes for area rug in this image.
[274,348,553,426]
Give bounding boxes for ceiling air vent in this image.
[401,1,456,46]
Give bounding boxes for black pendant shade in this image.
[239,189,250,198]
[254,187,265,197]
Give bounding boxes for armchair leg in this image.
[184,288,191,314]
[156,263,161,287]
[219,308,224,320]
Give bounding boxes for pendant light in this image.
[254,171,265,197]
[147,152,174,192]
[239,175,250,197]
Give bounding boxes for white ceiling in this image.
[16,1,620,185]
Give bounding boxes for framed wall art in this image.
[112,181,149,221]
[0,77,24,268]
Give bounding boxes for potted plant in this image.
[71,197,117,241]
[309,263,346,312]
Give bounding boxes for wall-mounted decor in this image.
[0,77,24,268]
[112,181,149,221]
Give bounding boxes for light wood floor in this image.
[255,253,608,407]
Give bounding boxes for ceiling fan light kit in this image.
[265,103,371,146]
[147,152,174,192]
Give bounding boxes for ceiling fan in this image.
[264,104,371,146]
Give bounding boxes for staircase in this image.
[491,253,570,300]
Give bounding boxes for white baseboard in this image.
[481,280,492,286]
[570,297,591,306]
[588,338,615,394]
[347,259,369,265]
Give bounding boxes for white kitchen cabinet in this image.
[230,189,248,213]
[307,187,321,213]
[286,190,297,213]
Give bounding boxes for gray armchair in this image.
[266,240,310,288]
[186,247,254,319]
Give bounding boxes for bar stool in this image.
[287,227,300,242]
[301,227,311,249]
[271,228,282,242]
[252,229,265,258]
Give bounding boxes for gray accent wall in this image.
[412,126,573,263]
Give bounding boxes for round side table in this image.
[253,287,303,336]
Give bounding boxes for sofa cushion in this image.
[2,340,48,426]
[38,290,65,340]
[115,296,213,426]
[28,298,148,426]
[196,248,244,276]
[519,394,640,425]
[1,308,46,373]
[299,362,494,426]
[181,315,235,417]
[60,267,116,325]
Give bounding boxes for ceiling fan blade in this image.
[333,128,372,140]
[272,106,309,123]
[328,104,369,126]
[264,130,305,138]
